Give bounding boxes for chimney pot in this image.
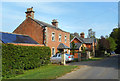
[52,19,58,27]
[80,32,85,38]
[25,7,35,19]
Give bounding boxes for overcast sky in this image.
[2,2,118,38]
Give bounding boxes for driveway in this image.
[57,55,119,79]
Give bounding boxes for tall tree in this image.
[110,27,120,54]
[116,28,120,54]
[99,36,110,51]
[110,28,118,42]
[88,29,95,38]
[74,32,79,37]
[106,37,117,52]
[70,33,74,40]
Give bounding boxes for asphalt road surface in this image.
[58,55,119,79]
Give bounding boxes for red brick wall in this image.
[46,27,70,56]
[86,44,92,50]
[70,50,79,58]
[13,18,44,44]
[13,17,70,56]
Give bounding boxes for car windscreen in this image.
[53,54,57,57]
[66,54,70,56]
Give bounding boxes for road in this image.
[57,55,119,79]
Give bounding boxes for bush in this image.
[2,44,51,78]
[105,53,110,57]
[73,58,78,62]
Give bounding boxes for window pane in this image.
[59,35,61,42]
[53,54,57,57]
[65,36,67,43]
[52,33,55,41]
[52,48,55,55]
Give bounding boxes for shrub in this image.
[2,44,51,78]
[105,53,110,57]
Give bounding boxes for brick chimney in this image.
[52,19,58,27]
[80,32,85,38]
[25,7,35,19]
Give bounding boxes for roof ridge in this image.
[28,17,70,33]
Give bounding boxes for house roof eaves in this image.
[29,17,70,33]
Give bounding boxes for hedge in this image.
[2,44,51,78]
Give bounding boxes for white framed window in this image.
[59,35,61,42]
[65,35,67,43]
[52,47,55,56]
[52,32,55,41]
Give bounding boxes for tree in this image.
[110,27,120,54]
[71,42,77,55]
[88,29,95,38]
[116,28,120,54]
[70,33,74,40]
[106,37,117,52]
[74,32,79,37]
[110,28,119,42]
[96,36,110,57]
[99,36,110,51]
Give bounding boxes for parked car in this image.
[50,53,74,64]
[65,54,74,61]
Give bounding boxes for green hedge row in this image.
[2,44,51,78]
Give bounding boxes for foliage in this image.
[104,53,110,57]
[2,44,51,78]
[82,57,104,61]
[117,28,120,54]
[95,36,109,57]
[99,36,110,51]
[106,37,117,52]
[110,28,119,42]
[70,34,74,40]
[81,44,86,53]
[74,32,79,37]
[88,29,95,38]
[71,42,77,55]
[110,27,120,54]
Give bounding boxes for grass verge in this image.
[82,57,105,61]
[74,57,105,62]
[10,64,77,79]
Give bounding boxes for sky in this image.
[2,2,118,38]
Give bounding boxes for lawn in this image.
[82,57,105,61]
[10,64,77,79]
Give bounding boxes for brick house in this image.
[13,7,70,56]
[70,32,97,58]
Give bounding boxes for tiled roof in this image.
[30,17,69,33]
[82,38,94,44]
[70,43,82,50]
[71,36,94,44]
[57,43,70,49]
